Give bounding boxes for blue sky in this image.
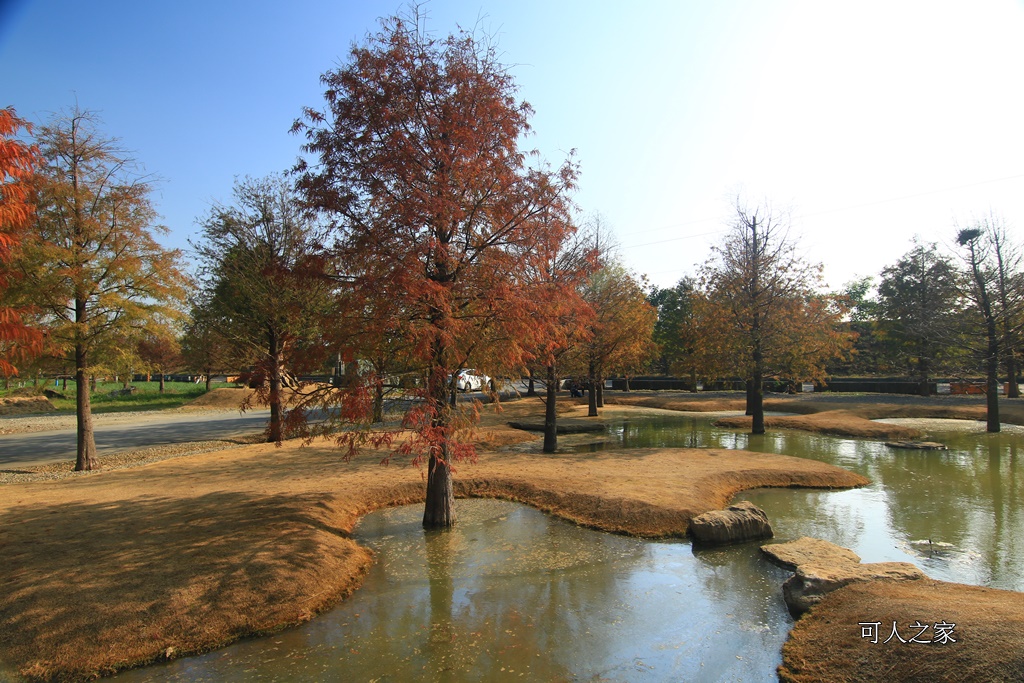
[4,0,1024,291]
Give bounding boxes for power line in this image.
[618,229,724,250]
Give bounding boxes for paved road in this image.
[0,409,273,468]
[0,382,534,469]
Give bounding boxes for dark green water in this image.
[111,412,1024,681]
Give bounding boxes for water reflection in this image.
[571,414,1024,591]
[112,500,792,682]
[109,413,1024,681]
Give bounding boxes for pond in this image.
[112,411,1024,681]
[113,500,793,682]
[568,413,1024,591]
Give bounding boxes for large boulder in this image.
[761,537,926,616]
[689,501,774,546]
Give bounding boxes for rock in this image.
[884,440,947,450]
[689,501,773,546]
[761,537,926,616]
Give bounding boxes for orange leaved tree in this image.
[294,12,578,527]
[700,198,851,434]
[579,261,657,416]
[0,107,42,377]
[13,109,188,470]
[193,173,334,443]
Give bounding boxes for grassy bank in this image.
[1,381,237,414]
[603,391,1024,438]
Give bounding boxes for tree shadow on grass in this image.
[0,490,370,681]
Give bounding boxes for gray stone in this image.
[689,501,774,546]
[761,537,927,616]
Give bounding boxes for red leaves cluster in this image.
[0,107,43,376]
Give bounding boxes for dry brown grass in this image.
[0,396,55,416]
[0,397,867,682]
[604,392,1024,439]
[713,410,924,440]
[180,386,257,410]
[779,579,1024,683]
[604,394,747,413]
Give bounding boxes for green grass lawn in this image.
[2,381,237,414]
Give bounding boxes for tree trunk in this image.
[918,360,930,396]
[1007,352,1019,399]
[690,368,698,393]
[596,373,604,408]
[745,379,755,415]
[204,368,212,392]
[986,321,1000,433]
[159,373,165,393]
[373,379,384,423]
[543,363,558,453]
[423,447,455,527]
[74,345,98,471]
[423,339,456,528]
[526,370,537,397]
[751,347,765,434]
[267,331,283,442]
[587,359,598,417]
[623,376,630,392]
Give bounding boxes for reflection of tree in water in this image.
[741,488,868,551]
[739,428,1024,591]
[351,500,655,680]
[881,436,1024,589]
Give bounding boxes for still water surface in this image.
[113,412,1024,681]
[113,500,793,682]
[574,413,1024,591]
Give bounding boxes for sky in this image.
[3,0,1024,292]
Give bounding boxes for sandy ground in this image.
[1,390,1022,681]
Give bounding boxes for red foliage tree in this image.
[0,107,42,377]
[527,228,597,452]
[294,12,578,527]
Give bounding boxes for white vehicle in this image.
[455,369,492,392]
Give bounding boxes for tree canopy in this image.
[699,198,851,433]
[294,11,579,526]
[876,240,962,395]
[193,173,333,442]
[0,106,42,378]
[11,108,187,469]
